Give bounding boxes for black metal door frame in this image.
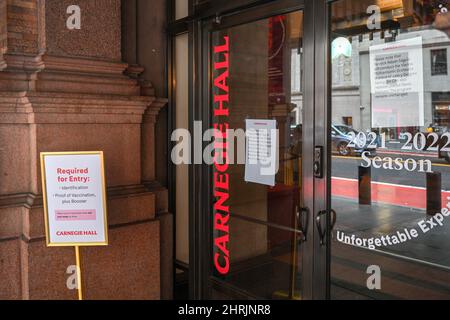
[187,0,332,300]
[312,0,332,300]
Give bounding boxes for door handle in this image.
[314,146,324,178]
[295,206,309,242]
[316,209,337,246]
[331,209,337,231]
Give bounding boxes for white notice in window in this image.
[369,37,424,128]
[245,119,278,187]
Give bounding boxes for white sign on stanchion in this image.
[40,151,109,300]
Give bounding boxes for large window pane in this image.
[210,11,305,300]
[330,0,450,300]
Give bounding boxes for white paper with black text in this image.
[244,119,278,187]
[369,37,424,128]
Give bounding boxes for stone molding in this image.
[0,91,156,124]
[0,184,153,209]
[42,55,128,75]
[1,54,45,73]
[143,97,168,124]
[0,184,159,241]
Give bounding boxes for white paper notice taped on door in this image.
[245,119,278,187]
[369,37,424,128]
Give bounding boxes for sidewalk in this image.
[332,195,450,299]
[332,197,450,268]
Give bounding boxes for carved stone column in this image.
[0,0,167,299]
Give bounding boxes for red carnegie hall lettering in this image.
[213,35,230,275]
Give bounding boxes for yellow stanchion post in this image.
[75,246,83,300]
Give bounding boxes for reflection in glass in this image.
[331,0,450,299]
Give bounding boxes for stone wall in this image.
[45,0,121,60]
[0,0,168,300]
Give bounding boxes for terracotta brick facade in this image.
[4,0,41,54]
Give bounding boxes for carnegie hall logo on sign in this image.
[213,35,230,275]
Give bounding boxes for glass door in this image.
[328,0,450,299]
[195,0,319,300]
